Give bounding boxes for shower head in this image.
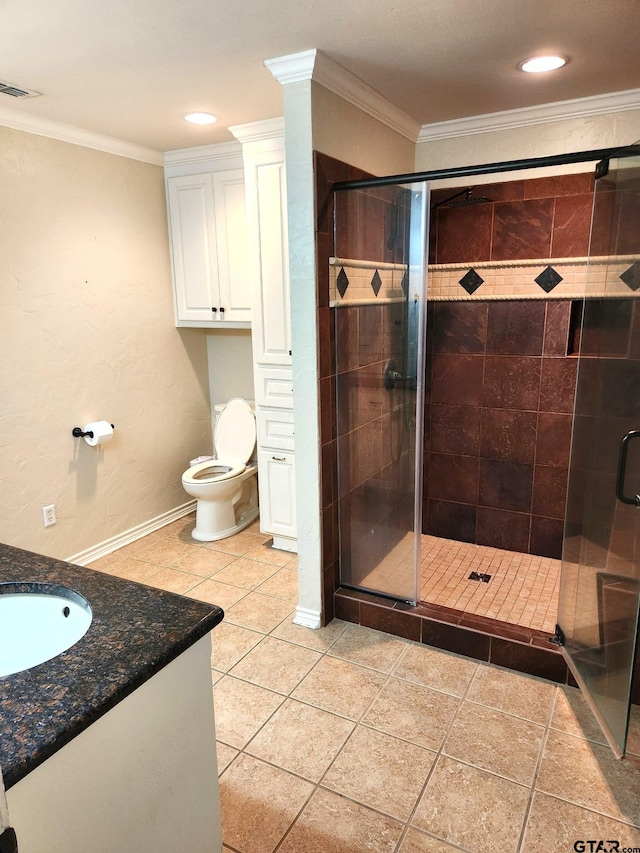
[433,187,493,209]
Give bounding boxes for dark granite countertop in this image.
[0,543,223,789]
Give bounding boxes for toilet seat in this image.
[182,399,257,489]
[182,457,246,485]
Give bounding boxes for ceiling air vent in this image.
[0,80,41,99]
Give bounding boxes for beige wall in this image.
[312,82,415,176]
[206,330,255,409]
[0,127,212,559]
[415,108,640,179]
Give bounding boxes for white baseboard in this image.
[271,535,298,553]
[293,606,322,630]
[66,501,197,566]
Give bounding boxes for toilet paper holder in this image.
[72,424,115,439]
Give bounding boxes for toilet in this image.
[182,398,259,542]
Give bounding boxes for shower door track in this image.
[332,144,640,191]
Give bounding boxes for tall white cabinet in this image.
[230,119,297,552]
[165,145,251,328]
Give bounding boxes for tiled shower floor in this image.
[85,514,640,852]
[420,535,560,634]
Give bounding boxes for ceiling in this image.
[2,0,639,153]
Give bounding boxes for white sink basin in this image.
[0,584,92,677]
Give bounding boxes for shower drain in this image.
[468,571,492,583]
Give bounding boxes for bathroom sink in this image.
[0,583,92,677]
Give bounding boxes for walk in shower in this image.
[330,144,640,755]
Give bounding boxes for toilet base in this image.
[191,504,259,542]
[190,471,259,542]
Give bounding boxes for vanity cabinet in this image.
[231,120,297,551]
[165,151,250,328]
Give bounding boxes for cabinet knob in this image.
[220,306,225,314]
[211,307,217,313]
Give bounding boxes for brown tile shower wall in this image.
[316,152,413,608]
[315,152,376,624]
[423,299,577,558]
[429,172,595,265]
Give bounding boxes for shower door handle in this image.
[616,430,640,506]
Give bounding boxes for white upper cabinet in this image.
[165,149,250,327]
[239,135,291,365]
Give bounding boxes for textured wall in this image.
[414,108,640,174]
[0,127,211,559]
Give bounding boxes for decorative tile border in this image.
[330,255,640,304]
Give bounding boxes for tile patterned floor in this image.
[420,535,561,634]
[88,514,640,853]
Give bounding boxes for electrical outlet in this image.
[42,504,56,527]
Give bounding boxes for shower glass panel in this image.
[558,145,640,756]
[333,181,429,603]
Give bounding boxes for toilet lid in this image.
[214,398,256,463]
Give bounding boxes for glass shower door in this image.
[333,181,429,603]
[557,145,640,756]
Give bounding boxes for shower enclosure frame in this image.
[331,141,640,756]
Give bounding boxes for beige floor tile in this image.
[413,756,529,853]
[466,664,555,724]
[156,514,198,542]
[363,677,460,751]
[524,791,640,851]
[443,701,545,785]
[242,541,293,567]
[398,828,463,853]
[112,526,176,555]
[144,566,203,594]
[550,684,609,746]
[211,669,225,685]
[205,530,271,556]
[225,592,294,633]
[285,554,298,569]
[537,729,640,825]
[271,617,347,652]
[213,556,281,590]
[86,554,119,572]
[256,567,299,601]
[245,698,354,782]
[133,537,201,566]
[216,741,238,776]
[393,644,477,697]
[213,675,284,749]
[277,788,403,853]
[187,578,248,609]
[90,554,158,583]
[229,636,321,694]
[328,624,408,673]
[292,656,387,721]
[219,753,313,853]
[323,725,436,821]
[172,547,237,577]
[210,622,264,672]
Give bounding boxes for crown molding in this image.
[265,49,420,142]
[228,116,285,143]
[417,88,640,143]
[0,104,162,164]
[163,140,242,166]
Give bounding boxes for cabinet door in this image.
[245,154,291,366]
[166,173,218,324]
[213,170,251,323]
[258,449,297,538]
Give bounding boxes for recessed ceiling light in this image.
[519,55,567,73]
[184,112,218,125]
